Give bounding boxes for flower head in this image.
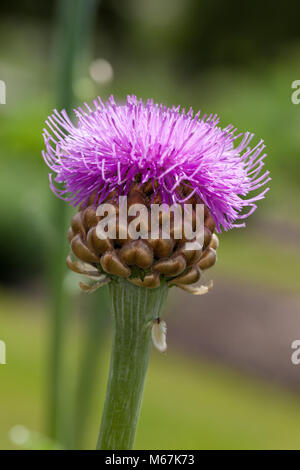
[42,94,270,232]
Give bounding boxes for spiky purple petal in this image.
[42,94,270,231]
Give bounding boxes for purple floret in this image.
[42,94,270,232]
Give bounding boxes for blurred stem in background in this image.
[74,286,110,449]
[48,0,100,446]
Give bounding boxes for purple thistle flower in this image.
[42,94,270,232]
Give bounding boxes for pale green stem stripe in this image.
[97,279,168,450]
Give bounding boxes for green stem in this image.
[97,279,168,450]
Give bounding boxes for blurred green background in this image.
[1,0,300,450]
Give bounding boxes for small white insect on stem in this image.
[151,318,167,353]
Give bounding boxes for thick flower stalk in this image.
[42,94,269,449]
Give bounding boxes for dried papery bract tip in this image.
[79,277,110,293]
[151,318,167,353]
[177,280,213,295]
[66,254,101,278]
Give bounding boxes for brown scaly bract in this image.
[67,183,218,294]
